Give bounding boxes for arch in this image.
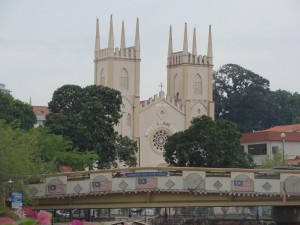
[283,176,300,194]
[173,74,180,100]
[126,113,131,127]
[90,175,112,192]
[47,178,65,194]
[100,69,105,85]
[193,73,202,96]
[184,173,205,191]
[232,174,253,192]
[120,68,129,90]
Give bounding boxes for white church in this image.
[94,16,215,167]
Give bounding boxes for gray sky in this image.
[1,0,299,106]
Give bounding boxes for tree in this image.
[0,121,95,207]
[46,84,137,169]
[163,115,255,168]
[260,151,287,168]
[214,64,276,132]
[270,90,300,125]
[0,92,36,130]
[33,127,97,171]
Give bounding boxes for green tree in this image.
[33,127,97,171]
[260,151,287,168]
[0,121,50,207]
[0,121,95,206]
[214,64,276,132]
[163,115,255,168]
[0,92,36,130]
[46,84,137,169]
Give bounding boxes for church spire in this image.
[135,18,140,59]
[192,28,197,56]
[168,25,173,59]
[207,25,213,64]
[120,20,126,49]
[95,18,100,52]
[135,18,140,51]
[108,14,114,49]
[183,23,188,55]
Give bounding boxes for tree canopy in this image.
[163,115,255,168]
[0,121,96,206]
[46,84,137,169]
[214,64,300,132]
[0,92,36,130]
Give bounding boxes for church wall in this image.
[139,99,185,166]
[168,66,183,100]
[186,65,210,101]
[95,62,108,86]
[113,60,137,97]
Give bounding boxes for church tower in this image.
[167,23,215,128]
[94,15,141,139]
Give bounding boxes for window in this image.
[248,144,267,155]
[120,69,129,90]
[100,69,105,85]
[174,74,179,100]
[126,113,131,127]
[272,146,279,154]
[193,74,202,95]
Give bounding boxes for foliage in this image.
[46,84,137,169]
[115,135,138,167]
[0,121,95,207]
[0,120,54,205]
[0,208,90,225]
[0,208,52,225]
[164,115,255,168]
[214,64,276,132]
[32,127,97,171]
[0,93,36,130]
[260,151,287,168]
[270,90,300,125]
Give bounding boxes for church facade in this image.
[94,16,214,167]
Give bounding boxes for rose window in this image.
[151,129,170,154]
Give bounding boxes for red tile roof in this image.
[32,106,50,116]
[264,124,300,132]
[242,124,300,143]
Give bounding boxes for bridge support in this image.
[272,206,300,224]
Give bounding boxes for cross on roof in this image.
[159,82,165,92]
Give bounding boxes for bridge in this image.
[27,167,300,210]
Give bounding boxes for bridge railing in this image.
[26,167,300,200]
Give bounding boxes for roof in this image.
[242,124,300,143]
[32,106,50,116]
[264,124,300,132]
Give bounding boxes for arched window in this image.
[120,69,129,90]
[126,113,131,127]
[100,69,105,85]
[193,74,202,96]
[174,74,180,100]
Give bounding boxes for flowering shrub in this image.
[0,208,88,225]
[0,209,51,225]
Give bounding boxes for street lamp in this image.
[280,132,286,164]
[7,179,13,209]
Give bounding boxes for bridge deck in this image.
[26,167,300,209]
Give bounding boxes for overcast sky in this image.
[1,0,299,106]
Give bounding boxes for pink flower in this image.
[37,211,52,225]
[70,220,84,225]
[24,208,38,219]
[0,217,16,225]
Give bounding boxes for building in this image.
[0,83,11,94]
[241,124,300,166]
[93,16,214,167]
[32,106,50,127]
